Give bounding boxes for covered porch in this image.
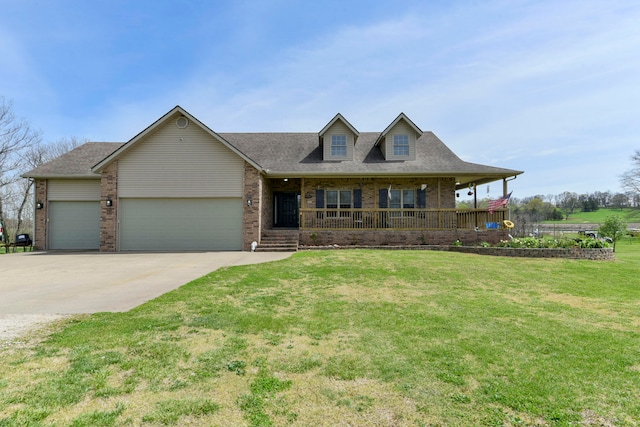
[300,207,508,230]
[259,175,513,248]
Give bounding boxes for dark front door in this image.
[274,192,299,228]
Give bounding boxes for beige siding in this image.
[118,118,245,198]
[48,179,101,201]
[323,121,355,161]
[384,121,417,161]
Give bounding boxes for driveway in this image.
[0,251,292,314]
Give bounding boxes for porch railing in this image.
[300,208,507,230]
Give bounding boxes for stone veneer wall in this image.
[33,179,48,250]
[100,162,118,252]
[243,162,262,250]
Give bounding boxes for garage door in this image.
[49,201,101,250]
[119,198,242,251]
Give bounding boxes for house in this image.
[23,106,523,252]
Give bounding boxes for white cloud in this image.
[3,0,639,196]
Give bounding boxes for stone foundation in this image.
[299,229,509,247]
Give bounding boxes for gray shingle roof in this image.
[22,130,522,187]
[220,132,521,178]
[22,142,124,178]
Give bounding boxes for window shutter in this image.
[353,189,362,208]
[378,189,388,208]
[316,189,325,208]
[417,188,426,208]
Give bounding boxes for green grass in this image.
[546,207,640,224]
[1,243,639,426]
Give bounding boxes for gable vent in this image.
[176,116,189,129]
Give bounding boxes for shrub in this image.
[496,237,609,249]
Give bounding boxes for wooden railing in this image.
[300,208,507,230]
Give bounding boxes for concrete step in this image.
[258,230,299,252]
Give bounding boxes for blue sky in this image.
[1,0,639,199]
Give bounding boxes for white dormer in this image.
[319,113,359,161]
[376,113,423,161]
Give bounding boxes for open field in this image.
[1,243,639,426]
[544,208,640,225]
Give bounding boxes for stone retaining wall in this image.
[300,244,615,260]
[443,246,615,260]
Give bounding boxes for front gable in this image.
[92,106,262,198]
[319,113,359,161]
[118,111,245,197]
[376,113,423,161]
[93,106,262,174]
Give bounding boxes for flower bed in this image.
[446,237,613,260]
[495,237,609,249]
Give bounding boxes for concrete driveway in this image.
[0,251,292,314]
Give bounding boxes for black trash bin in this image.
[15,234,32,246]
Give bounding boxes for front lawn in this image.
[1,245,639,426]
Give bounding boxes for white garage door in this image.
[119,198,242,251]
[49,201,101,250]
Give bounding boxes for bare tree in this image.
[611,193,630,209]
[14,137,87,236]
[621,150,640,198]
[0,97,42,242]
[557,191,580,218]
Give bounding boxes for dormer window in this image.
[319,114,359,161]
[376,113,422,161]
[393,135,410,157]
[331,135,347,157]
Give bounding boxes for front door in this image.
[274,192,299,228]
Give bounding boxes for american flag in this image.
[488,192,512,213]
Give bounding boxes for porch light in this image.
[284,178,288,182]
[247,194,252,206]
[106,198,113,207]
[36,201,44,209]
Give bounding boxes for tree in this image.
[594,191,611,208]
[621,150,640,198]
[579,194,599,212]
[0,97,42,243]
[557,192,579,219]
[611,193,629,209]
[11,137,86,237]
[599,215,627,252]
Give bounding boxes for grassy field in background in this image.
[546,207,640,224]
[1,243,639,426]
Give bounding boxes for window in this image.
[393,134,409,156]
[326,190,352,217]
[388,189,416,215]
[331,135,347,157]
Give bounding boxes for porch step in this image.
[256,230,299,252]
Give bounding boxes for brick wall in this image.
[301,177,456,210]
[243,162,262,250]
[100,162,118,252]
[300,229,510,247]
[33,179,47,250]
